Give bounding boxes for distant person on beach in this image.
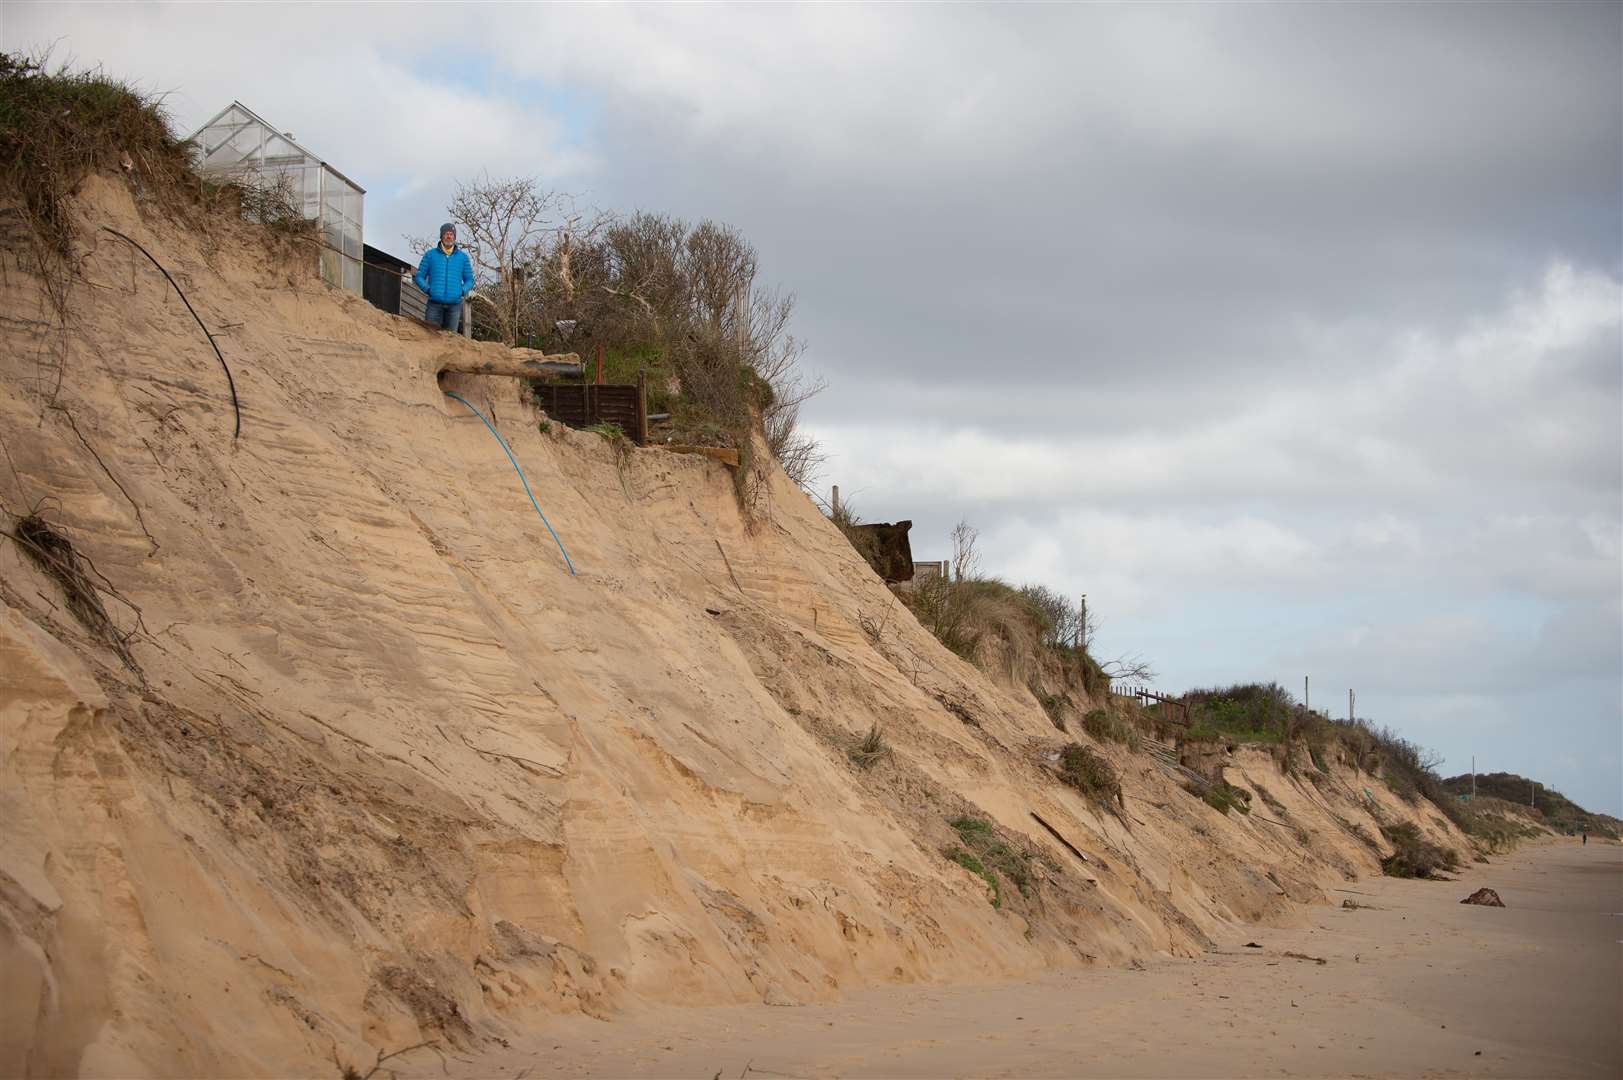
[415,223,474,333]
[1582,831,1587,844]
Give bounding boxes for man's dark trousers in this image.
[426,300,462,332]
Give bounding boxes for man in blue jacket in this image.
[415,222,475,332]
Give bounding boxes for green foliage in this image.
[584,422,626,441]
[1445,798,1547,853]
[1183,683,1295,744]
[945,816,1035,906]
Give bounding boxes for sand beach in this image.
[423,840,1621,1079]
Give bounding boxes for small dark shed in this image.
[362,244,427,322]
[848,520,915,583]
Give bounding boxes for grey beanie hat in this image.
[439,222,456,239]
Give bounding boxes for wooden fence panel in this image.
[533,383,647,445]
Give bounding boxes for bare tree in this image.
[950,520,981,582]
[1098,655,1157,683]
[413,176,598,347]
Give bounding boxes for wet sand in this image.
[418,840,1621,1079]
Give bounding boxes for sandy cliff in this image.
[0,177,1467,1077]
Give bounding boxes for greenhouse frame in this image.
[188,101,365,293]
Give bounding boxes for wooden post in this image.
[831,485,841,519]
[594,342,604,385]
[636,369,648,446]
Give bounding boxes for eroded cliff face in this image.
[0,177,1466,1077]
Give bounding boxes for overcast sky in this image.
[7,2,1619,815]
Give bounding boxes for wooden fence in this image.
[533,372,648,445]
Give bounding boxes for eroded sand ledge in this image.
[421,840,1623,1079]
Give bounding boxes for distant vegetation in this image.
[1442,772,1620,839]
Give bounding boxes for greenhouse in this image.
[188,101,365,293]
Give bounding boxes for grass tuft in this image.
[846,724,889,769]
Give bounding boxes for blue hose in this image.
[443,390,576,576]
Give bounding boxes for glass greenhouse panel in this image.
[188,101,366,294]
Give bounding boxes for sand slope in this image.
[0,178,1471,1077]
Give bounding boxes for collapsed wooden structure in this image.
[437,349,737,466]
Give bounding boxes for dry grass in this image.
[0,50,316,329]
[1081,707,1142,752]
[6,513,139,670]
[846,724,889,769]
[0,53,199,310]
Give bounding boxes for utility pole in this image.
[1304,675,1310,713]
[830,485,841,520]
[1472,755,1476,799]
[1348,688,1354,724]
[1531,780,1538,808]
[1078,594,1087,650]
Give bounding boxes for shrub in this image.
[1183,683,1295,744]
[1059,744,1122,808]
[1379,822,1461,879]
[0,53,197,252]
[0,52,214,318]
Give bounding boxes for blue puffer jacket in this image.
[415,245,475,304]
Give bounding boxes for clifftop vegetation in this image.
[423,177,824,487]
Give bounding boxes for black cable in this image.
[101,227,241,439]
